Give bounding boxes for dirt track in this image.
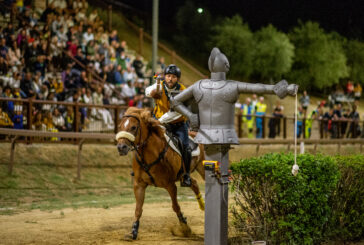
[0,201,205,245]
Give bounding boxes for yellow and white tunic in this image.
[145,81,186,124]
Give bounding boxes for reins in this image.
[120,114,169,186]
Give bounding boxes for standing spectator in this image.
[305,110,317,138]
[251,94,258,110]
[299,90,310,113]
[354,82,362,101]
[268,100,284,138]
[255,96,267,138]
[346,105,361,138]
[296,106,304,138]
[332,103,342,138]
[346,80,354,97]
[241,97,255,138]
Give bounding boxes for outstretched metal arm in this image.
[170,85,199,130]
[237,80,298,98]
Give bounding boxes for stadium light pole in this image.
[152,0,159,76]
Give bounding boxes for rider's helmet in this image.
[164,64,181,79]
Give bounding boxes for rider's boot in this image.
[181,146,192,187]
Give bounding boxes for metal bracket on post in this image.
[77,139,85,180]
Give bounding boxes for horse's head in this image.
[116,108,163,155]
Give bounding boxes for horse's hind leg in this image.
[166,183,187,224]
[127,181,147,240]
[190,178,205,211]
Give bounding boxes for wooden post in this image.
[237,113,242,138]
[8,136,18,175]
[114,107,120,134]
[139,28,144,56]
[74,102,79,132]
[27,98,33,130]
[77,139,85,180]
[314,143,318,154]
[108,5,112,32]
[283,116,287,139]
[171,51,176,64]
[27,98,33,144]
[337,142,341,154]
[319,119,324,139]
[256,144,260,156]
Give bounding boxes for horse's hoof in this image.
[124,233,136,241]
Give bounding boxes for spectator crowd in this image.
[0,1,362,141]
[0,0,164,133]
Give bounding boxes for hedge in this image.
[230,153,364,244]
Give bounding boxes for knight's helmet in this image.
[208,47,230,80]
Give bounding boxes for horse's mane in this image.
[125,107,165,139]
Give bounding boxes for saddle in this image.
[164,129,200,157]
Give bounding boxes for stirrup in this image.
[180,174,191,187]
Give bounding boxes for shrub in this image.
[230,153,340,244]
[328,155,364,242]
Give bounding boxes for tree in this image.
[344,40,364,85]
[252,24,295,81]
[174,1,212,63]
[288,21,348,90]
[210,15,254,79]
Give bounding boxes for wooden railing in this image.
[236,113,364,139]
[0,128,114,178]
[0,97,129,135]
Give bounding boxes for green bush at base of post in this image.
[230,153,364,244]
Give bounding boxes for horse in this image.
[116,107,205,240]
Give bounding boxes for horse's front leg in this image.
[129,181,147,240]
[166,183,187,224]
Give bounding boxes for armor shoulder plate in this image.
[193,80,204,103]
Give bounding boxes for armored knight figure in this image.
[170,47,298,144]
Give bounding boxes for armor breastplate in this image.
[193,80,239,144]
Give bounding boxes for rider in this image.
[145,64,192,187]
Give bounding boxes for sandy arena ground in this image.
[0,201,205,245]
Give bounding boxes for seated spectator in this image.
[92,85,113,129]
[52,108,66,131]
[132,55,144,78]
[33,111,45,130]
[13,107,24,130]
[0,106,14,128]
[83,27,94,43]
[109,30,119,43]
[63,106,74,131]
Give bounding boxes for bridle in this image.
[117,114,145,152]
[116,114,168,186]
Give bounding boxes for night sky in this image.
[118,0,364,40]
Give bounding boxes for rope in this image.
[292,93,299,176]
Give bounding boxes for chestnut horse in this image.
[116,107,205,240]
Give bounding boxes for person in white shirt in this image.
[83,27,94,43]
